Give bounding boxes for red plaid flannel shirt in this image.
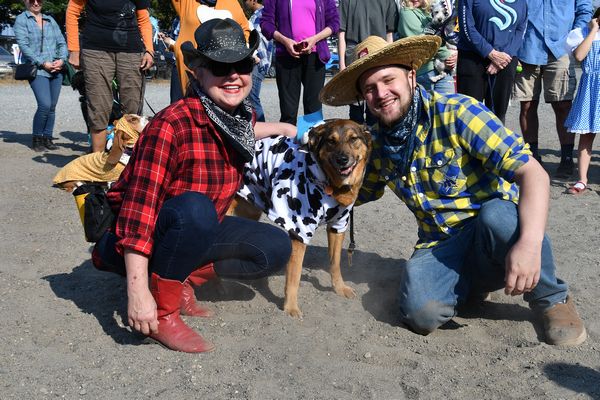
[107,96,246,256]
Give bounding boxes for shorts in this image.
[81,49,145,131]
[512,54,577,103]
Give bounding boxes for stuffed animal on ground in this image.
[424,0,458,83]
[52,114,149,192]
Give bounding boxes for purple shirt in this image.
[261,0,339,64]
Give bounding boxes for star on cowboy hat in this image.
[319,35,441,107]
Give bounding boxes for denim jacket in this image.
[14,11,68,78]
[516,0,592,65]
[260,0,340,64]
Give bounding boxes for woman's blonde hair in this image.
[402,0,431,12]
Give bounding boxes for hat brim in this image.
[182,29,260,68]
[320,35,441,106]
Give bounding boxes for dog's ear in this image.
[307,122,329,153]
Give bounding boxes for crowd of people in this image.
[12,0,598,353]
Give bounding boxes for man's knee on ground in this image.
[400,300,455,335]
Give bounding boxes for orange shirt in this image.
[171,0,250,93]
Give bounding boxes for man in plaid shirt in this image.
[320,35,587,346]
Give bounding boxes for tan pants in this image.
[512,54,577,103]
[81,49,145,130]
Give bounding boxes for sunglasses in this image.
[203,58,254,77]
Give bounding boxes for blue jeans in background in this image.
[249,66,266,122]
[398,198,568,334]
[416,70,455,94]
[93,192,291,281]
[29,72,63,138]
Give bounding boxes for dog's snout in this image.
[334,153,350,167]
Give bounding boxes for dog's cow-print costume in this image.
[238,136,352,244]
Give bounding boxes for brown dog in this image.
[229,119,372,317]
[53,114,149,191]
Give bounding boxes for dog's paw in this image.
[283,304,303,319]
[334,284,356,299]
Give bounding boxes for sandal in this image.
[567,181,587,195]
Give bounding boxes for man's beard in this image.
[376,96,412,128]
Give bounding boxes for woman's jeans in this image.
[398,199,568,335]
[416,70,455,94]
[29,73,63,138]
[93,192,292,282]
[249,66,266,122]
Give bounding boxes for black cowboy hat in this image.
[181,18,259,67]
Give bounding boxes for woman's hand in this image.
[50,59,64,73]
[299,35,318,54]
[127,284,159,335]
[486,62,500,75]
[68,51,80,69]
[487,49,511,69]
[284,38,301,58]
[140,52,154,71]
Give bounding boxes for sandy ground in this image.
[0,78,599,400]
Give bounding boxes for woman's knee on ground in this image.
[254,224,292,274]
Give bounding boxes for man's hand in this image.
[504,238,542,296]
[487,49,511,69]
[68,51,80,69]
[140,52,154,71]
[127,284,159,335]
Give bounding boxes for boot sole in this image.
[142,336,216,353]
[547,326,587,347]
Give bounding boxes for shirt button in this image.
[431,210,436,215]
[384,175,389,180]
[418,192,423,197]
[436,160,443,166]
[401,176,407,181]
[410,166,416,172]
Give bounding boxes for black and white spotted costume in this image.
[238,136,352,244]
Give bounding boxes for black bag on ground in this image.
[14,63,37,80]
[73,184,114,242]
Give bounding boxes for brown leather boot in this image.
[180,264,217,318]
[149,273,215,353]
[542,296,587,346]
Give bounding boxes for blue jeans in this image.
[398,199,568,334]
[29,73,63,138]
[416,70,455,94]
[93,192,291,281]
[249,66,266,122]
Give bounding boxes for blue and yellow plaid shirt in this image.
[357,88,531,248]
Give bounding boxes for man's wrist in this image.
[144,49,154,57]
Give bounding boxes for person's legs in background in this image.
[249,65,266,122]
[301,52,326,116]
[514,62,543,162]
[40,73,63,150]
[81,49,117,152]
[116,51,145,117]
[275,54,302,124]
[489,58,518,123]
[544,54,578,177]
[29,74,53,152]
[456,50,487,102]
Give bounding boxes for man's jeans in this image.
[93,192,291,282]
[398,199,568,334]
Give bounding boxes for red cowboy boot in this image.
[180,264,217,318]
[149,273,215,353]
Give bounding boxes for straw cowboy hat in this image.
[319,35,441,106]
[181,18,259,67]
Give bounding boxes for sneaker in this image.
[555,158,574,178]
[43,137,58,150]
[542,296,587,346]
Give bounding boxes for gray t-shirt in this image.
[339,0,398,62]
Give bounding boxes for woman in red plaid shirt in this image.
[92,19,292,353]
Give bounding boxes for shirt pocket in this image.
[420,148,466,197]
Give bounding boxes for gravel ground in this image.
[0,78,599,400]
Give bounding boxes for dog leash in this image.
[347,209,356,266]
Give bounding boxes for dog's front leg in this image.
[283,239,307,318]
[327,230,356,299]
